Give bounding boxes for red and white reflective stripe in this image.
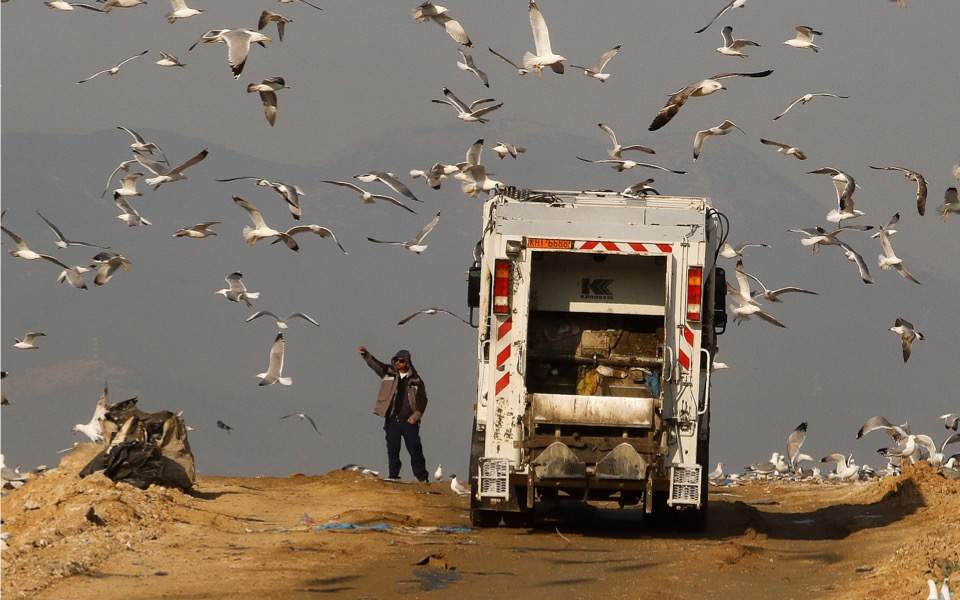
[573,240,672,254]
[494,317,512,396]
[678,324,695,371]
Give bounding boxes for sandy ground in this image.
[2,444,958,599]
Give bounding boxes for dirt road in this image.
[2,445,957,599]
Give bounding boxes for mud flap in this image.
[531,442,586,479]
[595,443,648,480]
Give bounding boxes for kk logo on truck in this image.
[580,278,613,300]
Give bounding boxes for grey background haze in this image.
[2,1,958,478]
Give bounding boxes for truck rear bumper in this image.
[530,441,651,483]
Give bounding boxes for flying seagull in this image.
[576,156,686,174]
[597,123,655,159]
[784,26,822,52]
[76,49,148,83]
[281,412,320,434]
[114,197,152,227]
[247,76,290,126]
[760,138,807,160]
[889,318,923,363]
[787,422,808,472]
[276,0,322,10]
[878,224,920,284]
[719,241,768,259]
[773,93,848,120]
[715,26,759,58]
[2,225,63,262]
[692,120,744,161]
[112,172,143,200]
[487,47,528,76]
[459,164,503,198]
[36,212,109,249]
[166,0,204,23]
[457,49,489,87]
[13,332,46,350]
[258,332,292,386]
[807,167,861,223]
[524,0,566,75]
[412,2,472,47]
[737,261,818,302]
[868,165,928,216]
[648,70,773,131]
[322,180,416,214]
[940,414,959,431]
[940,187,960,222]
[38,254,91,290]
[233,197,346,253]
[857,415,910,441]
[726,273,786,328]
[216,420,233,434]
[397,308,473,327]
[89,251,132,286]
[409,162,458,189]
[694,0,747,34]
[135,148,208,189]
[570,44,621,81]
[101,159,140,198]
[190,29,272,78]
[46,1,105,12]
[98,0,148,11]
[259,10,292,41]
[354,171,421,204]
[246,311,320,329]
[173,221,220,238]
[368,211,440,255]
[73,384,108,442]
[492,142,526,160]
[215,272,260,307]
[432,87,502,123]
[216,176,303,220]
[155,51,186,67]
[622,179,659,196]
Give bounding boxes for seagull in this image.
[217,176,303,220]
[715,26,759,58]
[246,310,320,329]
[760,138,807,160]
[773,93,848,120]
[648,70,773,131]
[232,198,345,254]
[45,1,104,12]
[397,308,472,327]
[100,159,140,198]
[487,47,528,76]
[878,225,920,284]
[112,172,143,200]
[939,187,960,222]
[523,1,566,76]
[459,165,503,198]
[410,162,458,190]
[89,251,132,286]
[368,211,440,255]
[694,0,747,34]
[322,181,416,214]
[247,77,289,126]
[839,241,874,284]
[456,49,488,87]
[869,211,900,240]
[166,0,203,23]
[173,221,220,238]
[135,148,208,189]
[76,49,148,84]
[36,212,109,249]
[692,120,744,161]
[877,434,919,461]
[941,414,960,431]
[746,452,780,476]
[13,332,45,350]
[719,241,768,259]
[597,123,655,159]
[2,225,63,262]
[434,464,443,480]
[259,10,292,41]
[726,273,786,328]
[784,26,823,52]
[787,422,808,472]
[927,579,952,600]
[98,0,148,10]
[114,197,152,227]
[857,415,910,441]
[155,52,186,67]
[191,29,272,78]
[889,317,924,362]
[737,261,818,302]
[450,474,470,495]
[215,272,260,307]
[281,412,320,434]
[868,165,928,216]
[216,420,233,435]
[412,2,472,47]
[708,462,725,483]
[821,453,859,480]
[277,0,322,9]
[786,224,872,253]
[354,171,421,204]
[258,332,292,386]
[43,254,92,290]
[807,167,861,223]
[576,156,686,174]
[570,44,620,81]
[622,179,659,196]
[492,142,526,160]
[432,87,502,123]
[73,383,108,442]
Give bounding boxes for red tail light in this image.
[493,259,511,314]
[687,267,703,322]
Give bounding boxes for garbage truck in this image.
[465,188,728,530]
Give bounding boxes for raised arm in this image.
[358,346,389,377]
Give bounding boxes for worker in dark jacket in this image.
[358,346,429,482]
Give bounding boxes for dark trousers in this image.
[384,418,428,481]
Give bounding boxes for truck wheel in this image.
[470,507,502,528]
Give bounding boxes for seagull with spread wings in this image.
[648,70,773,131]
[719,241,768,259]
[215,272,260,307]
[166,0,204,23]
[89,251,132,286]
[576,156,686,174]
[117,126,168,162]
[217,176,303,220]
[760,138,807,160]
[173,222,220,238]
[114,197,152,227]
[76,49,148,83]
[457,49,489,87]
[397,308,473,327]
[570,44,620,82]
[13,332,46,350]
[523,1,566,76]
[281,412,320,434]
[773,93,848,120]
[354,171,421,204]
[692,120,743,160]
[694,0,747,34]
[869,165,928,216]
[258,10,292,41]
[940,187,960,222]
[877,223,920,284]
[46,1,105,11]
[368,212,440,254]
[412,2,472,47]
[715,26,759,58]
[787,422,808,472]
[726,265,787,328]
[189,29,272,78]
[432,87,502,123]
[784,26,822,52]
[889,318,924,363]
[3,225,63,262]
[258,332,292,386]
[135,148,208,189]
[737,260,818,303]
[246,311,320,329]
[247,77,290,126]
[36,212,109,249]
[232,196,346,253]
[101,159,140,198]
[322,180,416,214]
[597,123,655,159]
[487,47,528,76]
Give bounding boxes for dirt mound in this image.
[1,444,189,597]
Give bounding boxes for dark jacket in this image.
[362,351,428,422]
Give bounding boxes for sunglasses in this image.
[393,359,408,364]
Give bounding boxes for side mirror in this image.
[713,267,727,335]
[466,264,481,309]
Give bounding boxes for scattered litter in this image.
[314,522,392,532]
[856,565,874,573]
[410,553,460,591]
[555,527,572,544]
[23,499,40,511]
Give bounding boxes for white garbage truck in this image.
[465,188,728,529]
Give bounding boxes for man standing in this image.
[358,346,429,482]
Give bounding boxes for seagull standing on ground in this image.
[246,311,320,329]
[397,308,472,327]
[432,87,502,123]
[784,26,822,52]
[215,272,260,307]
[13,332,46,350]
[715,26,759,58]
[450,475,470,495]
[869,165,928,216]
[36,212,109,249]
[889,318,924,362]
[76,50,148,83]
[281,412,320,433]
[456,49,489,87]
[692,120,744,160]
[570,44,621,81]
[368,212,440,255]
[940,414,959,431]
[773,93,848,120]
[694,0,747,34]
[258,332,292,386]
[412,2,472,47]
[523,1,566,76]
[708,462,725,483]
[648,70,773,131]
[760,138,807,160]
[73,384,108,442]
[597,123,655,159]
[247,77,290,126]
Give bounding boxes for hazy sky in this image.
[2,1,959,478]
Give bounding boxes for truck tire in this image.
[468,419,501,528]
